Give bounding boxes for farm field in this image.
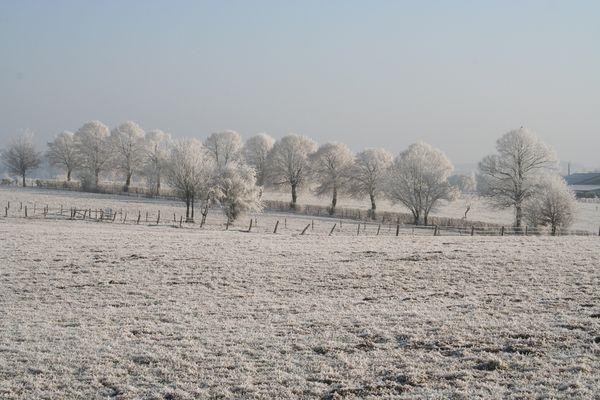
[1,194,599,398]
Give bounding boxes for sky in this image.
[1,0,599,167]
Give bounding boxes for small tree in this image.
[478,127,557,228]
[215,162,262,223]
[385,142,454,225]
[205,131,243,169]
[524,174,576,233]
[1,131,41,187]
[47,131,78,181]
[73,120,112,188]
[265,134,317,209]
[243,133,275,187]
[309,142,354,215]
[166,139,215,221]
[110,121,146,192]
[144,129,171,195]
[350,148,393,218]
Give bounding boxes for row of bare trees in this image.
[1,124,576,228]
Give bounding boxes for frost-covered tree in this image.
[448,173,477,194]
[73,120,112,188]
[385,142,454,225]
[144,129,171,195]
[1,131,41,187]
[205,131,243,169]
[524,174,576,232]
[350,148,393,218]
[110,121,146,192]
[478,127,557,228]
[243,133,275,186]
[215,162,262,222]
[309,142,354,215]
[47,131,78,181]
[166,139,215,221]
[265,134,317,209]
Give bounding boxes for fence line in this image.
[2,200,597,238]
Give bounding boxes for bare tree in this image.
[309,142,354,215]
[215,162,262,223]
[243,133,275,186]
[47,131,78,181]
[1,131,41,187]
[110,121,146,192]
[265,134,317,209]
[166,139,215,221]
[350,148,393,219]
[385,142,455,225]
[144,129,171,195]
[524,174,576,233]
[73,120,112,188]
[205,131,243,169]
[478,127,557,228]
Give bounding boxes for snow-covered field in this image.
[1,187,599,398]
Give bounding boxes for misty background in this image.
[1,0,599,171]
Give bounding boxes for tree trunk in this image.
[423,212,429,226]
[156,174,161,194]
[369,193,376,220]
[191,196,194,221]
[185,198,190,220]
[412,210,420,225]
[329,187,337,215]
[22,174,26,187]
[95,170,100,187]
[515,203,523,228]
[67,169,71,182]
[124,173,132,192]
[291,184,297,209]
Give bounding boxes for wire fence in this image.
[2,199,597,238]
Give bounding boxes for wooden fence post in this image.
[284,218,287,228]
[395,223,400,236]
[99,210,104,221]
[525,226,528,236]
[376,224,381,236]
[357,223,360,236]
[156,210,160,225]
[137,211,141,225]
[501,226,505,236]
[24,206,27,218]
[179,216,183,228]
[471,226,475,236]
[4,206,7,217]
[434,226,439,236]
[311,219,314,231]
[123,212,127,224]
[300,223,310,235]
[248,219,253,232]
[112,211,117,222]
[329,223,337,236]
[273,220,279,234]
[145,211,148,222]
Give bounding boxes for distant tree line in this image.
[0,123,575,229]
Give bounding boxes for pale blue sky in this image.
[1,0,599,166]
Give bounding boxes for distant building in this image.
[564,173,600,198]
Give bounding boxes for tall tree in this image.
[309,142,354,215]
[110,121,146,192]
[385,142,454,225]
[1,131,41,187]
[144,129,171,195]
[243,133,275,186]
[523,174,576,232]
[350,148,393,219]
[478,127,557,228]
[47,131,78,181]
[166,139,215,221]
[73,120,112,188]
[205,131,243,169]
[265,134,317,209]
[215,162,262,223]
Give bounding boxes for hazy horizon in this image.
[1,1,599,167]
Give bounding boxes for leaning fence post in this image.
[329,223,337,236]
[376,224,381,236]
[24,206,28,218]
[137,211,141,225]
[434,226,439,236]
[395,223,400,236]
[248,218,253,232]
[156,210,160,225]
[273,220,279,234]
[179,216,183,228]
[357,223,360,236]
[300,223,311,235]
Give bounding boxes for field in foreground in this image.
[1,217,599,399]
